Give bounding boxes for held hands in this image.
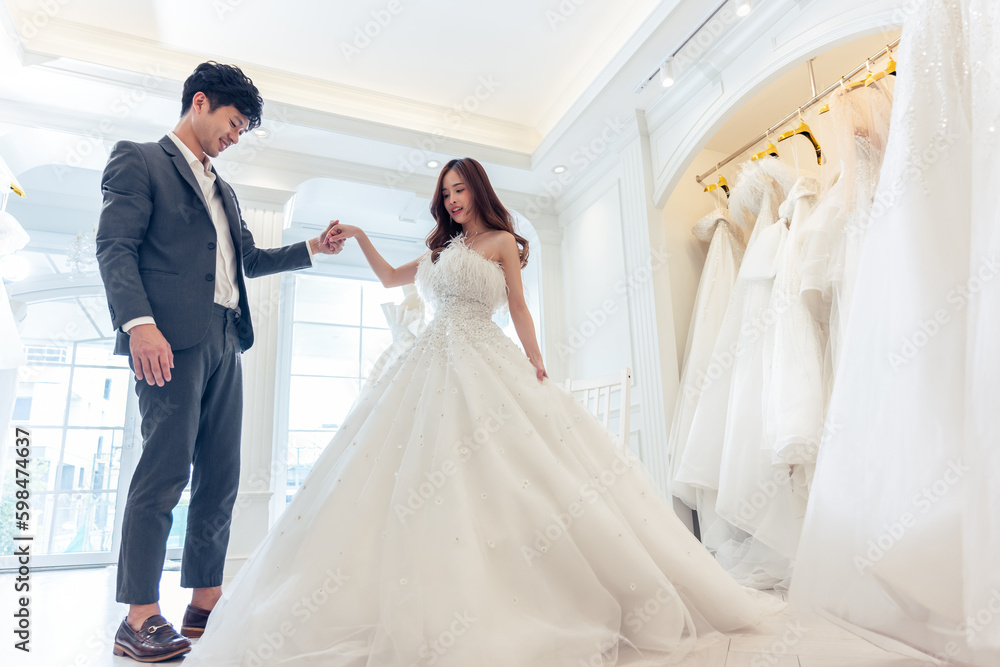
[319,220,363,252]
[310,220,347,255]
[129,324,174,386]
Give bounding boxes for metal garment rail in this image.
[694,37,902,184]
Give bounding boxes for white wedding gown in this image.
[797,83,893,383]
[673,158,797,590]
[715,176,819,559]
[791,1,1000,664]
[185,236,776,667]
[667,208,746,508]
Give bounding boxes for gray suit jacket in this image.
[96,135,311,355]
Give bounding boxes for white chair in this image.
[565,368,632,448]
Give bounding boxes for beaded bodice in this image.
[415,236,509,323]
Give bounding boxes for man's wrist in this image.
[122,316,156,333]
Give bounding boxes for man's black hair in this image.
[180,61,263,130]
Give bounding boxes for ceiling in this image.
[1,0,667,157]
[29,0,662,135]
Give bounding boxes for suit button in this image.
[208,242,216,250]
[206,274,214,282]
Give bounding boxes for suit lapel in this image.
[214,171,244,256]
[157,135,211,218]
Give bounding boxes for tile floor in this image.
[0,566,936,666]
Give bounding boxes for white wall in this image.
[559,180,632,381]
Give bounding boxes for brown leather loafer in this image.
[112,615,191,662]
[180,603,211,638]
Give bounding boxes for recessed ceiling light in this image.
[552,165,567,174]
[253,128,269,138]
[427,160,440,169]
[735,0,752,17]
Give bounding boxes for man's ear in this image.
[192,92,210,115]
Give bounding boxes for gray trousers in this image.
[116,305,243,604]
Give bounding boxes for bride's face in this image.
[441,169,474,226]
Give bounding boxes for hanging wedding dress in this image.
[765,83,893,492]
[963,0,1000,661]
[792,1,1000,664]
[763,181,826,493]
[798,83,894,380]
[673,158,797,589]
[0,211,28,485]
[715,176,819,559]
[667,208,746,508]
[186,236,778,667]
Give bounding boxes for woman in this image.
[185,158,775,666]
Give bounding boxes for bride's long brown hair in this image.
[427,158,529,267]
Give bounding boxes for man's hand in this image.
[322,220,364,248]
[129,324,174,386]
[310,220,346,256]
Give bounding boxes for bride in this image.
[184,158,776,666]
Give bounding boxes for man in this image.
[96,61,344,662]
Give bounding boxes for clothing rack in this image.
[695,37,902,184]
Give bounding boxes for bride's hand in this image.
[529,356,548,383]
[323,221,362,248]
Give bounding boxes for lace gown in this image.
[185,237,774,667]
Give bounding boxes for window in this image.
[279,275,401,505]
[2,296,129,559]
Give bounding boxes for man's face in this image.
[191,93,249,159]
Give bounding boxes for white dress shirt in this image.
[122,132,313,333]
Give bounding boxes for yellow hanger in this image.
[751,130,779,161]
[778,109,824,165]
[866,46,896,86]
[818,78,849,115]
[844,61,873,93]
[703,165,730,198]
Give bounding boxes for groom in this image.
[96,61,344,662]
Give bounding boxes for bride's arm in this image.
[324,221,424,287]
[497,232,547,382]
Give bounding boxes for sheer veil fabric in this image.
[792,1,1000,664]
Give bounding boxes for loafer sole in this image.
[113,643,191,662]
[180,625,204,638]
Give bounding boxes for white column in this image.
[617,113,680,496]
[535,224,567,383]
[224,202,288,581]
